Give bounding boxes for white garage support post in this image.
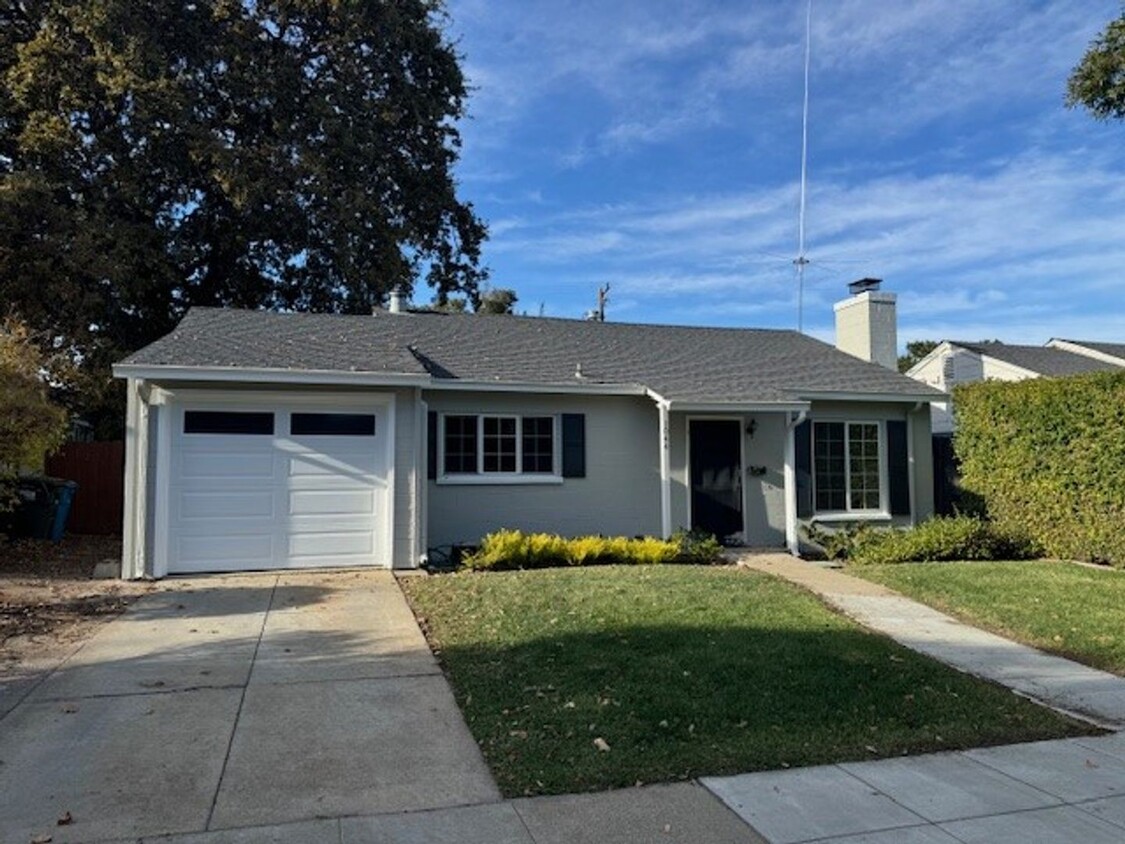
[658,399,672,540]
[120,378,149,579]
[783,410,808,557]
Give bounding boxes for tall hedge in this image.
[954,372,1125,567]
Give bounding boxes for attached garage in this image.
[154,393,396,575]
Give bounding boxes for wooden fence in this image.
[44,441,125,536]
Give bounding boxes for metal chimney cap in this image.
[848,278,882,295]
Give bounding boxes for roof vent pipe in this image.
[388,287,405,314]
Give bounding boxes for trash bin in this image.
[49,480,78,541]
[8,476,78,541]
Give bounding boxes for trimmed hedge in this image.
[831,516,1040,565]
[954,371,1125,568]
[462,529,722,571]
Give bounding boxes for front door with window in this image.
[689,419,743,540]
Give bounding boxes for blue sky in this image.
[443,0,1125,348]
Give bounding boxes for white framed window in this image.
[813,421,885,514]
[440,413,560,483]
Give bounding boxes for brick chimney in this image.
[834,278,898,370]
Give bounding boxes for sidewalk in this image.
[736,553,1125,729]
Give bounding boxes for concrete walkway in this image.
[736,553,1125,729]
[703,732,1125,843]
[0,570,500,843]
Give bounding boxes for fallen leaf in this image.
[593,737,611,752]
[30,835,52,843]
[1086,758,1100,769]
[57,811,72,826]
[60,703,78,714]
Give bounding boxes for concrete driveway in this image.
[0,570,500,843]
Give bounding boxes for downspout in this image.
[646,389,674,539]
[658,399,673,540]
[907,401,922,526]
[416,390,429,567]
[783,409,809,557]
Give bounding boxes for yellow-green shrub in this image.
[462,529,720,571]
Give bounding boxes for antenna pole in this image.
[795,0,812,333]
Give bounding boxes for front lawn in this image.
[853,560,1125,675]
[400,566,1090,797]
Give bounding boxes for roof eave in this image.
[796,389,947,403]
[112,363,431,388]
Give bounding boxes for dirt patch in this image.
[1,535,155,680]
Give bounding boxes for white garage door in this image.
[166,399,392,574]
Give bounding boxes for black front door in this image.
[689,419,743,539]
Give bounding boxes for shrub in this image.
[462,529,722,571]
[826,516,1040,565]
[955,372,1125,568]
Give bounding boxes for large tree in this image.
[1067,10,1125,119]
[1,0,487,432]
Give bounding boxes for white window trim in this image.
[437,413,563,485]
[812,419,889,518]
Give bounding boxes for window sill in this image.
[436,474,564,486]
[810,512,893,523]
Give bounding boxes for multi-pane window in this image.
[442,414,556,476]
[848,423,881,510]
[813,421,882,512]
[521,416,554,473]
[813,422,847,511]
[482,416,518,473]
[443,415,478,474]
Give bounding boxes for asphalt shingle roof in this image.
[122,307,942,404]
[1056,340,1125,364]
[951,341,1121,377]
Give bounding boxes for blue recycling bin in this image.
[7,476,78,540]
[49,480,78,541]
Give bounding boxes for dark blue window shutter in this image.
[887,420,911,516]
[795,419,813,518]
[561,414,586,478]
[427,411,438,480]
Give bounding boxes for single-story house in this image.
[907,340,1123,434]
[113,284,942,578]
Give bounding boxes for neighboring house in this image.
[907,340,1121,435]
[112,285,941,578]
[1047,339,1125,368]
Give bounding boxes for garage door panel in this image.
[180,490,276,520]
[288,488,373,516]
[285,450,380,478]
[178,534,276,569]
[288,530,373,557]
[180,452,275,481]
[167,401,390,574]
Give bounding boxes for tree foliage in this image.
[897,339,939,373]
[1067,10,1125,120]
[954,372,1125,568]
[0,317,68,507]
[1,0,487,430]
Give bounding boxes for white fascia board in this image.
[1047,339,1125,366]
[425,380,646,396]
[112,363,430,388]
[798,390,948,403]
[664,400,810,413]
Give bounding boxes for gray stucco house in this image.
[113,286,941,578]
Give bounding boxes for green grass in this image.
[400,566,1091,797]
[852,560,1125,675]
